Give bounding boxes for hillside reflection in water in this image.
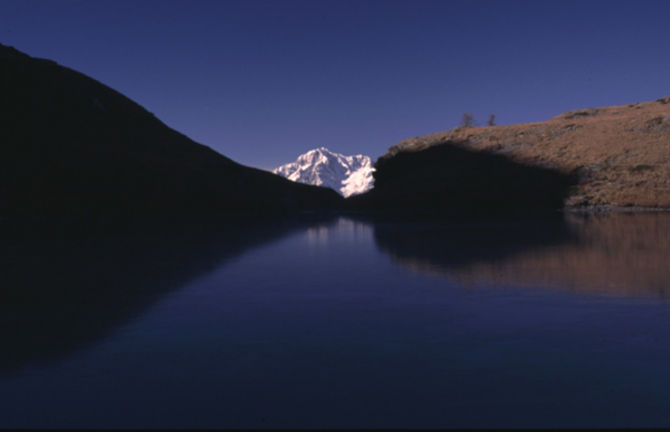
[373,212,670,298]
[2,213,670,429]
[0,216,335,372]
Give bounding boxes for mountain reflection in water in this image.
[373,212,670,298]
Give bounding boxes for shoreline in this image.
[2,203,670,223]
[564,205,670,213]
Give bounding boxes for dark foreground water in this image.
[1,213,670,428]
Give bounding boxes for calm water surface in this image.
[1,213,670,428]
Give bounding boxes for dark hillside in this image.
[0,44,341,216]
[349,140,575,215]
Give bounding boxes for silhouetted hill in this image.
[0,44,341,216]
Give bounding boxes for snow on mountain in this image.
[273,147,374,197]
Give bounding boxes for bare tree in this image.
[461,112,474,127]
[487,114,496,126]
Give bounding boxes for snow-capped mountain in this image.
[273,147,374,197]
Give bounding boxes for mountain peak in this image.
[273,148,375,197]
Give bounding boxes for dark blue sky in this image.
[2,0,669,169]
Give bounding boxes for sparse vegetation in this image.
[647,117,664,126]
[630,164,653,172]
[461,112,475,127]
[559,108,602,120]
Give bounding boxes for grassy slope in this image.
[382,97,670,208]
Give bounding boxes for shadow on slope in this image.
[349,141,576,214]
[0,215,334,372]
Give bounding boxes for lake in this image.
[1,213,670,428]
